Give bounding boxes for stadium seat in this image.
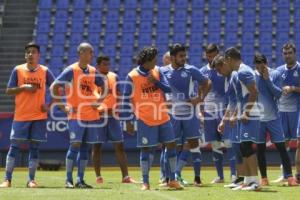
[156,21,170,32]
[242,33,255,44]
[175,0,188,8]
[295,0,300,8]
[190,33,203,43]
[51,45,64,56]
[174,10,187,21]
[39,45,47,56]
[140,0,154,8]
[119,57,133,68]
[54,22,67,33]
[225,21,238,31]
[88,33,100,44]
[243,9,256,19]
[107,0,120,9]
[259,21,273,31]
[158,0,171,8]
[88,22,102,33]
[189,56,201,67]
[73,0,86,10]
[226,9,239,20]
[242,44,255,55]
[90,0,103,9]
[208,32,221,43]
[123,10,136,21]
[172,33,186,44]
[209,0,222,8]
[36,34,49,45]
[52,34,66,45]
[295,8,300,19]
[259,44,273,55]
[120,45,134,56]
[69,33,83,45]
[260,0,273,8]
[56,0,69,10]
[226,0,239,8]
[72,10,85,21]
[55,10,69,21]
[277,9,290,19]
[192,0,205,8]
[276,32,289,44]
[259,32,273,43]
[68,45,78,57]
[71,22,84,33]
[104,34,117,45]
[102,45,116,56]
[106,23,119,33]
[157,10,170,21]
[174,21,187,32]
[37,22,51,33]
[208,21,221,31]
[106,11,119,21]
[242,21,255,31]
[38,0,52,9]
[89,11,102,21]
[260,10,273,19]
[243,0,256,8]
[139,34,152,45]
[139,21,152,32]
[225,33,238,45]
[277,0,290,8]
[38,10,51,22]
[140,10,153,21]
[209,10,221,20]
[122,21,136,33]
[156,34,169,44]
[121,34,135,44]
[124,0,137,9]
[191,21,203,32]
[277,20,290,31]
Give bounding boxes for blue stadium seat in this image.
[140,10,153,21]
[88,22,102,33]
[225,21,238,31]
[124,10,136,21]
[107,0,120,9]
[37,22,51,33]
[243,55,255,66]
[276,32,289,44]
[294,20,300,31]
[209,10,221,20]
[73,0,86,9]
[260,0,273,8]
[102,45,116,56]
[259,44,273,55]
[72,10,85,21]
[39,0,52,9]
[52,34,66,45]
[157,10,170,21]
[119,57,133,68]
[243,0,256,7]
[90,0,103,9]
[156,34,169,44]
[122,21,136,32]
[158,0,171,8]
[139,34,152,45]
[89,11,102,21]
[156,21,170,32]
[54,22,67,33]
[173,33,186,44]
[106,23,119,33]
[277,0,290,7]
[226,9,238,20]
[260,10,272,19]
[71,22,84,33]
[156,44,169,55]
[243,9,256,19]
[242,33,255,44]
[120,45,133,56]
[124,0,137,8]
[39,45,47,56]
[242,21,255,31]
[68,45,78,57]
[191,21,203,32]
[189,56,201,66]
[259,32,273,43]
[192,0,205,8]
[295,8,300,19]
[104,34,117,44]
[208,32,221,43]
[241,44,255,55]
[56,0,69,9]
[174,10,187,21]
[208,21,221,31]
[225,33,238,45]
[259,21,273,31]
[192,9,204,20]
[226,0,239,8]
[121,34,135,44]
[106,11,119,21]
[209,0,222,8]
[277,20,290,31]
[139,21,152,32]
[69,33,83,45]
[88,33,100,44]
[55,10,68,21]
[174,21,187,32]
[175,0,188,8]
[295,0,300,8]
[36,34,49,45]
[51,45,64,56]
[277,9,290,19]
[140,0,154,8]
[38,10,51,22]
[190,33,203,43]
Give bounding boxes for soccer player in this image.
[162,51,171,66]
[50,43,105,188]
[200,44,236,184]
[160,43,211,186]
[218,47,260,191]
[253,53,298,186]
[121,47,183,190]
[275,42,300,183]
[0,42,55,188]
[92,55,135,184]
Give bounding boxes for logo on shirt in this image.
[243,132,249,138]
[23,77,42,89]
[293,71,298,77]
[80,79,93,95]
[142,137,148,145]
[70,132,76,140]
[181,71,188,78]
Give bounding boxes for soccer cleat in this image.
[0,180,11,188]
[27,180,38,188]
[271,176,287,183]
[225,177,244,188]
[176,176,188,186]
[210,177,225,184]
[241,182,261,191]
[141,183,150,190]
[96,176,104,184]
[122,176,137,183]
[260,178,269,186]
[194,176,202,187]
[65,181,74,188]
[168,180,184,190]
[75,181,93,189]
[231,183,247,191]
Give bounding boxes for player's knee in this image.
[240,142,254,158]
[71,142,81,149]
[114,142,124,152]
[188,139,199,149]
[223,140,232,148]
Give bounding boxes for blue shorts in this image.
[239,119,260,143]
[171,114,201,145]
[68,120,104,144]
[136,119,175,148]
[280,112,299,140]
[257,117,285,143]
[230,122,240,143]
[97,117,123,143]
[10,120,47,142]
[203,112,231,142]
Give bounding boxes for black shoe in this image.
[233,177,244,184]
[194,176,202,186]
[75,181,93,189]
[65,181,74,189]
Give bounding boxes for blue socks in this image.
[140,150,150,184]
[28,143,39,181]
[166,148,177,181]
[66,145,80,183]
[160,148,165,180]
[192,152,202,178]
[212,149,224,179]
[227,147,236,177]
[77,143,89,183]
[5,143,19,181]
[175,150,190,177]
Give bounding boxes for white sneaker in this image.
[241,182,261,191]
[271,176,287,183]
[232,184,246,191]
[224,182,239,188]
[231,175,237,183]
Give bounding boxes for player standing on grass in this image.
[200,44,237,184]
[92,55,136,184]
[275,42,300,183]
[0,42,55,188]
[50,42,105,189]
[160,43,211,186]
[121,47,183,190]
[253,53,298,186]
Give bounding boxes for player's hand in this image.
[240,113,249,124]
[199,110,204,124]
[262,67,269,80]
[41,104,49,112]
[125,121,135,135]
[229,116,237,127]
[62,105,75,114]
[91,102,101,110]
[21,84,37,93]
[217,121,225,134]
[283,86,294,95]
[147,74,158,84]
[189,97,202,106]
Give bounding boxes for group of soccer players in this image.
[1,40,300,192]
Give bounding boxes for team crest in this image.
[70,132,76,140]
[181,71,188,78]
[243,132,249,138]
[293,71,298,77]
[142,137,148,144]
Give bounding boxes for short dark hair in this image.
[224,47,241,60]
[205,43,219,54]
[211,54,225,67]
[253,53,268,64]
[25,41,40,53]
[282,42,296,53]
[96,55,110,65]
[169,43,186,56]
[137,46,158,66]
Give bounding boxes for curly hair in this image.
[137,46,158,66]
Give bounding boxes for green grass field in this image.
[0,168,299,200]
